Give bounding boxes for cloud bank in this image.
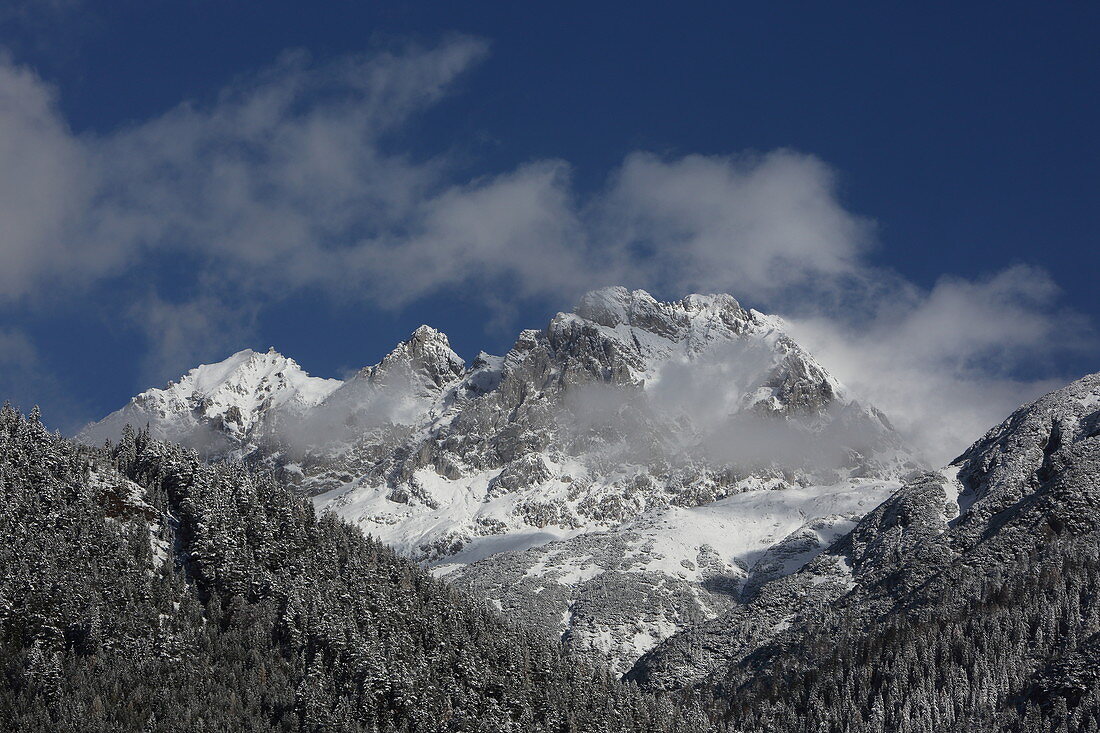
[0,39,873,310]
[0,38,1092,464]
[784,266,1090,464]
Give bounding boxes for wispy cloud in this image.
[0,38,1092,460]
[126,292,261,388]
[0,38,492,301]
[783,266,1093,465]
[595,151,875,306]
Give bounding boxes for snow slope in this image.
[81,287,923,672]
[446,477,898,673]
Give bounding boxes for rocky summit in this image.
[80,287,922,671]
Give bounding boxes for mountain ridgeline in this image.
[79,288,919,671]
[8,286,1100,731]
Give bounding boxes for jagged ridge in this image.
[79,287,922,672]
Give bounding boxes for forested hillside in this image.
[0,405,714,732]
[5,370,1100,733]
[702,374,1100,732]
[718,526,1100,732]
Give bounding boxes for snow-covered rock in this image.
[629,371,1100,689]
[449,477,898,674]
[80,287,924,672]
[78,348,341,454]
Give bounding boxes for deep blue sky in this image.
[0,2,1097,440]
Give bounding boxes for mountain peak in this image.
[409,323,446,340]
[175,346,310,394]
[78,347,341,451]
[571,286,753,341]
[404,324,459,359]
[353,325,465,394]
[949,371,1100,529]
[573,286,647,327]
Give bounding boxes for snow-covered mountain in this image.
[79,347,341,454]
[629,371,1100,689]
[80,287,923,671]
[449,477,898,673]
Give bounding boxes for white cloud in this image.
[0,44,872,313]
[353,160,587,304]
[0,38,492,303]
[127,293,261,388]
[596,150,874,304]
[0,39,1092,459]
[0,54,96,301]
[784,266,1092,465]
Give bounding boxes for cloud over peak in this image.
[0,37,1092,464]
[600,150,873,304]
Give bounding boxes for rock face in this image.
[449,478,897,673]
[628,372,1100,689]
[80,287,921,672]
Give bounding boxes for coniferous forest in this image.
[0,406,713,732]
[717,525,1100,732]
[3,395,1100,732]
